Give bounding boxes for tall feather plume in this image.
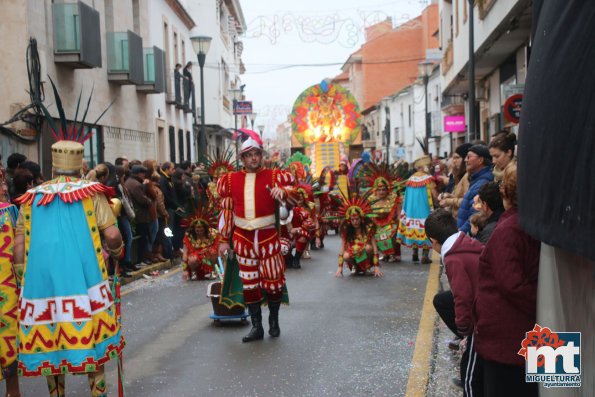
[48,77,68,139]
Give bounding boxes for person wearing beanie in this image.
[457,144,494,233]
[438,143,472,218]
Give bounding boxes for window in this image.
[394,127,400,145]
[222,59,229,96]
[408,105,412,127]
[181,39,186,66]
[186,131,191,161]
[168,126,176,162]
[173,32,178,65]
[178,129,184,162]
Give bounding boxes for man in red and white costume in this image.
[217,132,295,342]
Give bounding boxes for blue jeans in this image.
[118,216,133,265]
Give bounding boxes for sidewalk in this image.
[426,268,463,397]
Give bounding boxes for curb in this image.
[120,259,178,285]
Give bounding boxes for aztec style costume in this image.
[181,206,220,280]
[362,163,403,262]
[0,203,19,384]
[217,133,294,342]
[396,156,434,263]
[279,183,316,269]
[331,193,382,277]
[204,147,236,208]
[13,80,124,397]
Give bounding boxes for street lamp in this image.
[249,112,257,130]
[418,60,433,157]
[229,87,242,164]
[257,124,265,138]
[190,35,212,159]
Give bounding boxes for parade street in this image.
[5,234,436,397]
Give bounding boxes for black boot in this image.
[284,253,294,270]
[242,303,264,343]
[293,251,302,269]
[268,301,281,337]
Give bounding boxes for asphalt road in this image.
[4,233,431,397]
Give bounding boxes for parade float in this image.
[290,80,362,182]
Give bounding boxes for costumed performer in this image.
[204,147,236,209]
[281,183,316,269]
[181,206,220,280]
[12,81,125,397]
[0,203,21,396]
[363,162,403,262]
[217,131,295,343]
[333,194,383,278]
[396,155,436,264]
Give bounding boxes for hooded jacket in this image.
[442,232,484,336]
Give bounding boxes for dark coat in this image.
[125,175,153,224]
[518,1,595,261]
[457,166,493,233]
[159,172,178,211]
[443,233,483,336]
[473,207,541,366]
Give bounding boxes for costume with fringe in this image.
[330,193,380,273]
[181,207,220,280]
[396,171,434,249]
[13,78,125,397]
[362,163,403,257]
[0,203,19,381]
[15,179,124,377]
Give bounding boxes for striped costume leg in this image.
[46,374,65,397]
[88,366,107,397]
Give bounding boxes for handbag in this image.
[119,185,136,221]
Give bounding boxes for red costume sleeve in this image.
[216,174,234,239]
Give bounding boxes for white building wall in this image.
[443,1,523,92]
[146,0,195,163]
[186,0,243,157]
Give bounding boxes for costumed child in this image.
[181,206,220,280]
[396,155,437,264]
[333,194,383,277]
[363,162,403,262]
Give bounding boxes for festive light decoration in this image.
[292,81,361,146]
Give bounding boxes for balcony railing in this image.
[107,31,143,85]
[137,46,166,94]
[52,1,101,68]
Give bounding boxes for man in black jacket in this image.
[159,162,178,259]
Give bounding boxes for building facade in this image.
[439,0,532,141]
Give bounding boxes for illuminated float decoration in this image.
[291,80,361,176]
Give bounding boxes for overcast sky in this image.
[239,0,427,138]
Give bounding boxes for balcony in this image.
[441,95,465,115]
[107,31,143,85]
[165,73,184,107]
[52,1,101,68]
[137,47,166,94]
